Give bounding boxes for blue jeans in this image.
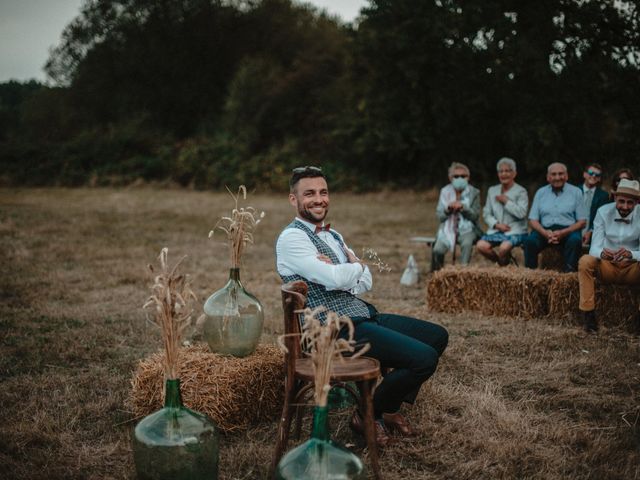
[523,225,582,272]
[344,310,448,417]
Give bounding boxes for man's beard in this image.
[299,204,327,223]
[618,207,633,218]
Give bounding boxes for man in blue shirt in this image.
[524,162,587,272]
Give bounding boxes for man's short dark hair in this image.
[289,166,325,192]
[584,163,603,173]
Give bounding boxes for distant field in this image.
[1,188,638,479]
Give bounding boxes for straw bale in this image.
[548,274,640,327]
[129,343,284,433]
[427,266,563,319]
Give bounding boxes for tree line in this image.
[1,0,639,191]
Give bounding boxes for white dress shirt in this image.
[276,217,373,294]
[589,203,640,261]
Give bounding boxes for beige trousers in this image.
[578,255,640,311]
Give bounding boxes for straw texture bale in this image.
[129,344,283,432]
[427,266,563,319]
[548,273,640,326]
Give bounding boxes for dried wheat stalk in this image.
[143,248,197,379]
[209,185,265,268]
[278,307,369,407]
[361,247,392,273]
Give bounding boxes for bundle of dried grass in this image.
[548,274,640,327]
[210,185,265,268]
[143,248,197,379]
[427,266,563,319]
[129,344,283,432]
[279,308,369,407]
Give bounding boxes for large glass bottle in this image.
[275,406,366,479]
[203,268,264,357]
[133,379,219,480]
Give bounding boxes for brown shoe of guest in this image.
[350,411,391,448]
[382,412,418,437]
[583,310,598,333]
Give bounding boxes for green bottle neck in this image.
[164,379,184,409]
[311,406,330,441]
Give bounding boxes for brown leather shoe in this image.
[382,411,418,437]
[350,411,391,448]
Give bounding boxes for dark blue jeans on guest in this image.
[523,224,582,272]
[342,308,448,418]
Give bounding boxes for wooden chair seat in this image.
[294,356,380,383]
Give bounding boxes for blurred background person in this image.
[431,162,482,271]
[609,168,634,202]
[524,162,587,272]
[580,163,609,247]
[476,157,529,266]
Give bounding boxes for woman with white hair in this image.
[476,157,529,266]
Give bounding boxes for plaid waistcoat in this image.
[278,220,372,322]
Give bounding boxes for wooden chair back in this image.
[281,281,308,363]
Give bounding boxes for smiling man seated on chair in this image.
[275,166,449,447]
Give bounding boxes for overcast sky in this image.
[0,0,367,83]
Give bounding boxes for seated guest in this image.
[276,166,448,445]
[580,163,609,246]
[608,168,634,202]
[476,157,529,266]
[524,162,587,272]
[578,178,640,332]
[431,162,482,271]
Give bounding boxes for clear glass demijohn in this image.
[203,268,264,357]
[275,406,366,480]
[132,378,219,480]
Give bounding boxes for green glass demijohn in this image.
[133,378,219,480]
[275,406,366,480]
[203,268,264,357]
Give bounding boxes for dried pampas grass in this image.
[210,185,265,268]
[143,248,198,379]
[278,308,369,407]
[129,344,283,432]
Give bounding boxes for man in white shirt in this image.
[276,166,448,446]
[578,178,640,332]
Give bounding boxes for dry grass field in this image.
[1,187,639,480]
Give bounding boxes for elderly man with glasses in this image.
[580,163,609,247]
[524,162,587,272]
[579,178,640,333]
[431,162,482,271]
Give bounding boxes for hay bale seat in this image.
[129,344,283,433]
[549,273,640,327]
[427,266,562,319]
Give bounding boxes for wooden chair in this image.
[270,281,382,480]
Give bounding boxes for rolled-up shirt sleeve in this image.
[276,229,370,292]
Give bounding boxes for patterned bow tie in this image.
[614,218,630,224]
[314,224,331,234]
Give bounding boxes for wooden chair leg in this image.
[270,379,296,479]
[358,379,381,480]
